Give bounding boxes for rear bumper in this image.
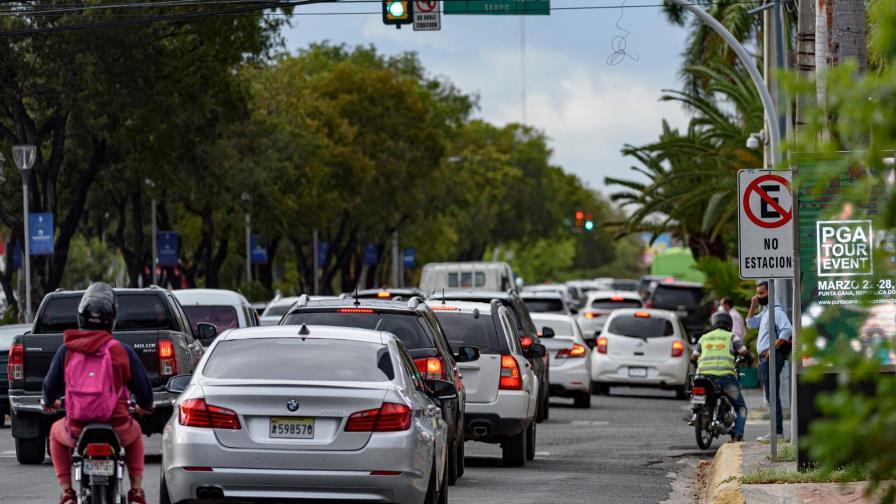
[163,426,430,504]
[591,357,689,387]
[547,359,590,395]
[463,413,527,441]
[463,390,532,440]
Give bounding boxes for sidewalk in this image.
[701,441,876,504]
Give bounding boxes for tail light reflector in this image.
[179,398,241,430]
[414,356,446,381]
[691,386,706,396]
[556,343,588,359]
[8,343,24,381]
[583,312,601,319]
[159,339,177,378]
[596,336,608,354]
[671,340,685,357]
[499,354,522,390]
[345,403,411,432]
[370,471,402,476]
[84,443,114,458]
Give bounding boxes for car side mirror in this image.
[526,342,546,359]
[455,345,480,363]
[583,338,596,350]
[540,327,555,338]
[569,308,578,315]
[196,322,218,344]
[688,333,700,345]
[165,374,192,395]
[427,379,458,401]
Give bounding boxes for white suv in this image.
[428,300,541,467]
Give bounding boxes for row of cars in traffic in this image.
[2,262,712,503]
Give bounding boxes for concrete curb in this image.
[702,443,745,504]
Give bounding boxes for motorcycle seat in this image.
[76,424,122,456]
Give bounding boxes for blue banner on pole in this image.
[364,244,379,266]
[157,231,179,267]
[251,235,268,265]
[12,241,22,270]
[29,212,54,255]
[317,241,329,266]
[402,247,416,268]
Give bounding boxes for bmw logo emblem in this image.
[286,399,299,412]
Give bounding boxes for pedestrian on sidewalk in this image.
[746,281,792,443]
[719,297,746,344]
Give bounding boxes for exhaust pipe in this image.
[472,425,488,437]
[196,486,223,500]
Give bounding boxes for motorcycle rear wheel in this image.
[694,407,714,450]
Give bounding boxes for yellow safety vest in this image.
[697,329,736,376]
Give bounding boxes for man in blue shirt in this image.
[746,281,792,442]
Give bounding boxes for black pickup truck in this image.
[7,287,211,464]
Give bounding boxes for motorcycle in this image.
[690,357,746,450]
[72,423,126,504]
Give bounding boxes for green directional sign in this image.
[444,0,549,15]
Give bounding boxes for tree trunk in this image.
[815,0,866,120]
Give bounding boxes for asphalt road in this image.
[0,388,734,504]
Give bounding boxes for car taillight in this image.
[336,308,375,314]
[159,339,177,378]
[430,305,460,311]
[345,403,411,432]
[520,335,533,350]
[84,443,114,458]
[596,336,608,354]
[691,386,706,396]
[8,343,24,381]
[179,398,241,429]
[376,291,391,298]
[414,357,446,381]
[671,340,685,357]
[583,312,600,319]
[556,343,588,359]
[499,354,522,390]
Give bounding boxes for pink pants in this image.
[49,418,144,486]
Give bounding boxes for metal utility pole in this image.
[391,230,400,288]
[242,193,251,284]
[312,229,319,295]
[146,179,158,286]
[12,145,36,324]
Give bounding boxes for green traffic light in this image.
[584,221,594,231]
[387,1,405,17]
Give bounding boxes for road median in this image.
[701,442,745,504]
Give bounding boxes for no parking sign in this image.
[737,170,794,279]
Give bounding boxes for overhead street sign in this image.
[413,0,441,30]
[738,170,794,279]
[444,0,549,15]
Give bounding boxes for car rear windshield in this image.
[591,298,642,310]
[532,318,573,336]
[35,294,174,333]
[651,286,703,310]
[433,312,502,353]
[281,311,434,350]
[447,271,487,288]
[612,280,639,291]
[607,315,675,338]
[262,302,294,318]
[181,305,239,333]
[523,298,566,314]
[203,338,394,381]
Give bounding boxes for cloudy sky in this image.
[282,0,691,192]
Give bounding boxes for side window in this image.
[395,342,425,392]
[475,271,486,288]
[168,295,195,339]
[423,311,453,358]
[499,311,521,354]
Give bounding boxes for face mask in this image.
[758,296,769,306]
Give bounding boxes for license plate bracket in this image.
[83,459,115,476]
[270,417,315,439]
[627,366,648,378]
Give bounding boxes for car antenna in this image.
[441,288,445,305]
[353,287,360,307]
[298,324,310,337]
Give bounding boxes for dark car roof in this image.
[653,281,703,289]
[354,288,424,298]
[47,287,169,298]
[287,296,426,314]
[429,290,514,300]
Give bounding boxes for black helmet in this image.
[78,282,117,332]
[711,311,733,332]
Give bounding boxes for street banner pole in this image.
[768,280,778,460]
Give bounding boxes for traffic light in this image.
[574,210,584,229]
[383,0,412,27]
[584,213,594,231]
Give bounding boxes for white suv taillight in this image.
[499,355,522,390]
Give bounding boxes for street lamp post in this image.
[12,145,36,323]
[242,193,252,284]
[146,179,157,286]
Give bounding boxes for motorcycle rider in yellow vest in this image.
[690,312,753,442]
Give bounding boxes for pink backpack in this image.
[64,339,125,424]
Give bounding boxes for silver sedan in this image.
[161,325,453,504]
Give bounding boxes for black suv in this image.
[280,295,478,485]
[646,280,714,339]
[429,290,551,423]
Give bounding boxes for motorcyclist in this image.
[42,282,153,504]
[690,312,752,442]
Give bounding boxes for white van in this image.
[419,262,515,295]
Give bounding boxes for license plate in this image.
[628,367,648,378]
[83,459,115,476]
[270,417,315,439]
[691,395,706,405]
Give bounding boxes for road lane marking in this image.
[570,420,609,426]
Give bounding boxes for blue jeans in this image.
[759,350,786,435]
[711,374,747,438]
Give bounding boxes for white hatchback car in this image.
[161,325,453,504]
[577,291,643,338]
[531,313,592,408]
[428,300,540,467]
[591,308,693,398]
[172,289,257,335]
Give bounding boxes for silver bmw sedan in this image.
[160,325,453,504]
